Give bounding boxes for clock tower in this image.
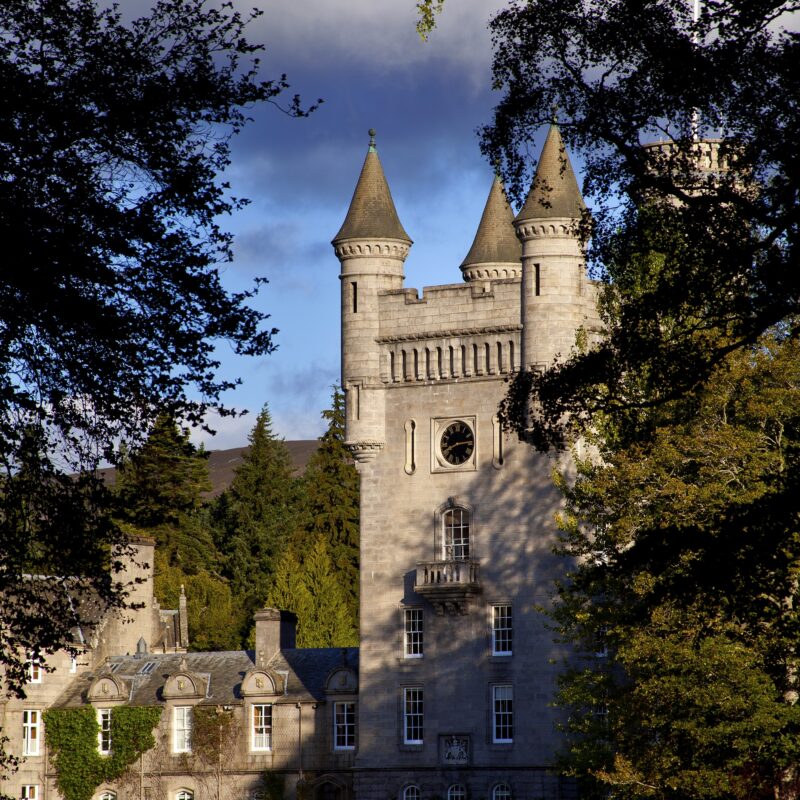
[333,128,601,800]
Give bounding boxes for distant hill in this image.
[96,440,320,498]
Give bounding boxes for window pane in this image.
[404,609,423,657]
[252,704,272,750]
[403,688,423,744]
[403,787,420,800]
[447,785,466,800]
[492,784,512,800]
[443,508,470,560]
[493,686,513,743]
[334,702,355,749]
[492,605,512,655]
[21,786,38,800]
[173,707,192,753]
[98,709,112,754]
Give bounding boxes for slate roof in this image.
[460,175,521,272]
[53,648,359,708]
[516,123,587,222]
[332,134,411,244]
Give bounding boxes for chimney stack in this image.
[254,608,297,666]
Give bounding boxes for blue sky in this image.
[191,0,554,448]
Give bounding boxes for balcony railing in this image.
[414,559,481,615]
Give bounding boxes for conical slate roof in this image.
[460,175,521,274]
[333,131,411,244]
[515,124,586,222]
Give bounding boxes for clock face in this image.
[440,421,475,466]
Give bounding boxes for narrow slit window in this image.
[351,281,358,313]
[535,263,541,296]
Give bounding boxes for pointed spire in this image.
[460,175,521,281]
[515,124,586,223]
[333,129,412,244]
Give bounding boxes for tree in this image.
[0,0,313,715]
[294,386,360,632]
[267,537,357,648]
[116,413,215,573]
[482,0,799,448]
[215,405,297,630]
[549,329,800,799]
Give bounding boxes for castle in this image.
[1,124,600,800]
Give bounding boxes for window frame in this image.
[175,791,193,800]
[27,653,42,685]
[447,785,467,800]
[491,604,513,656]
[402,786,420,800]
[251,703,272,752]
[402,687,424,745]
[97,708,112,755]
[98,792,117,800]
[442,507,470,561]
[492,784,512,800]
[172,706,192,754]
[492,685,513,744]
[403,608,424,659]
[333,701,356,751]
[21,785,38,800]
[22,709,40,756]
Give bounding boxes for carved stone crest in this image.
[440,734,469,765]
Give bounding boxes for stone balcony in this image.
[415,559,481,615]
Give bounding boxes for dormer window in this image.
[173,707,192,753]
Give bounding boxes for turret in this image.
[332,130,412,461]
[514,123,588,370]
[460,175,521,282]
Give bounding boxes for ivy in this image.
[44,706,162,800]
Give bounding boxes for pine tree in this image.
[267,537,357,648]
[266,548,313,645]
[295,387,360,631]
[217,405,297,625]
[115,413,216,574]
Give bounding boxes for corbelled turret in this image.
[460,175,521,282]
[515,123,588,370]
[333,130,412,464]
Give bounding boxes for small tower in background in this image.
[515,123,588,370]
[460,174,521,282]
[332,130,412,463]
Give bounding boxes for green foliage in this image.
[488,0,799,446]
[295,386,360,633]
[268,536,357,648]
[191,706,239,766]
[44,706,162,800]
[1,0,311,733]
[155,558,243,651]
[255,772,286,800]
[416,0,445,39]
[215,405,298,627]
[550,331,800,799]
[116,414,216,573]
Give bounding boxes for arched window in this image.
[175,791,193,800]
[448,785,467,800]
[402,786,420,800]
[492,784,512,800]
[98,793,116,800]
[443,507,470,560]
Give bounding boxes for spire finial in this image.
[368,128,377,152]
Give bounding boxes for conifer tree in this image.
[115,413,216,573]
[296,387,360,631]
[267,537,357,648]
[217,405,297,625]
[266,547,313,645]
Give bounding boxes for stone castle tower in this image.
[333,126,601,800]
